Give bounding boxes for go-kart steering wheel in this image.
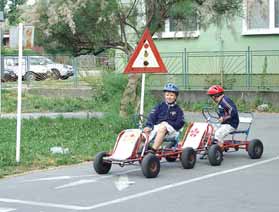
[202,106,220,124]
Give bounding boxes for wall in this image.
[151,89,279,107]
[154,17,279,52]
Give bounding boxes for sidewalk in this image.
[0,112,104,119]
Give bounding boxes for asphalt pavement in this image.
[0,112,278,212]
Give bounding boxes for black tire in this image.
[165,142,177,162]
[181,147,196,169]
[208,144,223,166]
[141,153,160,178]
[248,139,264,159]
[24,71,36,81]
[60,75,69,80]
[93,151,112,174]
[51,69,61,80]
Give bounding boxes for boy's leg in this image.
[214,124,235,148]
[152,124,168,150]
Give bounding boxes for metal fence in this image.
[149,49,279,91]
[1,49,279,113]
[114,48,279,91]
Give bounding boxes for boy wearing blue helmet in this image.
[143,83,185,152]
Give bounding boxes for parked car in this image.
[1,69,18,82]
[4,56,74,81]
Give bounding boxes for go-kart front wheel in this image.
[248,139,264,159]
[93,151,112,174]
[141,153,160,178]
[208,144,223,166]
[180,147,196,169]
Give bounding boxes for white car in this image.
[4,56,74,81]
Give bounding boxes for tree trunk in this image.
[119,74,140,117]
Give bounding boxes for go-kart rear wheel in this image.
[165,142,177,162]
[248,139,264,159]
[180,147,196,169]
[93,151,112,174]
[208,144,223,166]
[141,153,160,178]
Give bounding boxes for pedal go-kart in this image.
[93,126,182,179]
[93,114,192,178]
[179,107,264,168]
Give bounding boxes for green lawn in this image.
[0,115,133,178]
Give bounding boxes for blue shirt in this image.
[218,95,239,129]
[145,102,185,131]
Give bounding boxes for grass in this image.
[0,72,134,178]
[0,115,134,178]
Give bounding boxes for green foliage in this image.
[2,47,40,56]
[30,0,120,56]
[0,116,132,178]
[83,72,128,113]
[5,0,26,25]
[0,73,138,177]
[2,90,96,113]
[0,0,8,11]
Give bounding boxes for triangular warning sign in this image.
[123,28,167,74]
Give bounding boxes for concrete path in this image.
[0,112,104,119]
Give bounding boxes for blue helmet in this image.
[163,83,179,95]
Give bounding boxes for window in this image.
[243,0,279,34]
[154,13,199,38]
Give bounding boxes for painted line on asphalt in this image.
[0,208,16,212]
[23,174,97,182]
[55,168,141,189]
[0,199,85,211]
[84,156,279,210]
[0,156,278,211]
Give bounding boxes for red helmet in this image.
[207,85,224,96]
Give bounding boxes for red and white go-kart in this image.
[93,108,263,178]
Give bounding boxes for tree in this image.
[0,0,8,12]
[21,0,242,117]
[1,0,26,25]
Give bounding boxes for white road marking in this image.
[84,156,279,210]
[0,156,278,211]
[23,175,95,182]
[55,168,141,189]
[55,179,98,189]
[0,199,85,210]
[114,175,135,191]
[0,207,16,212]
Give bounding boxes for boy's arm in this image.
[171,107,185,131]
[220,99,234,122]
[145,104,160,129]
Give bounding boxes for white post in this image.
[0,24,2,114]
[139,73,145,128]
[16,23,23,163]
[0,12,4,115]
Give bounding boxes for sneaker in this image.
[147,147,157,154]
[218,143,224,152]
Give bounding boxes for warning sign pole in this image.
[123,28,168,128]
[139,73,145,129]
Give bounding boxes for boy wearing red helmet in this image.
[207,85,239,148]
[143,83,185,152]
